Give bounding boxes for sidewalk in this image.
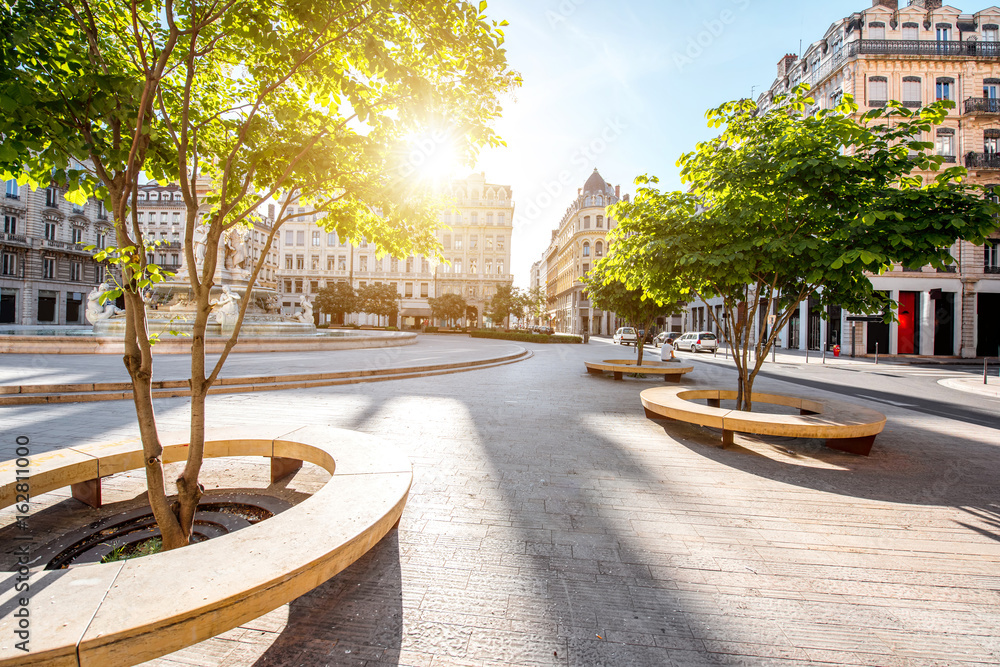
[939,375,1000,399]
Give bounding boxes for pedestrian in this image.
[660,337,677,363]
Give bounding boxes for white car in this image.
[675,331,719,353]
[613,327,638,346]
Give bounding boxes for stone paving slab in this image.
[0,341,998,666]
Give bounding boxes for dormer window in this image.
[868,22,886,40]
[984,24,999,42]
[902,22,919,40]
[936,24,952,41]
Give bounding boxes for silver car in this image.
[675,331,718,353]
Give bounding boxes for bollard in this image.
[822,345,826,365]
[875,341,879,365]
[986,358,989,385]
[772,345,776,364]
[805,348,809,364]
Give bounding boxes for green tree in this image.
[465,304,479,327]
[524,286,548,325]
[485,283,517,328]
[584,261,681,366]
[357,283,401,327]
[605,88,998,410]
[2,0,517,548]
[427,293,467,327]
[315,283,359,325]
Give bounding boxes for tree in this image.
[485,283,517,328]
[315,283,359,325]
[524,286,548,325]
[583,261,681,366]
[605,87,998,410]
[427,293,467,327]
[357,283,400,327]
[2,0,517,548]
[466,304,479,327]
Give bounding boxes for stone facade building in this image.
[1,178,110,325]
[686,0,1000,357]
[275,173,514,327]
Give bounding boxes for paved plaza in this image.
[2,336,999,666]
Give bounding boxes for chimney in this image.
[777,54,798,79]
[910,0,942,8]
[872,0,897,9]
[615,185,620,198]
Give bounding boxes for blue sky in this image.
[468,0,867,285]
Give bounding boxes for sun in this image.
[401,128,464,186]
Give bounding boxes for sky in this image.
[458,0,868,286]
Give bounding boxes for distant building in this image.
[275,172,514,327]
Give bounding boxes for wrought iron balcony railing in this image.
[848,39,1000,58]
[964,97,1000,114]
[966,152,1000,169]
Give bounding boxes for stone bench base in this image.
[585,360,694,383]
[640,387,886,456]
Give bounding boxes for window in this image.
[375,257,383,272]
[498,213,505,225]
[582,242,590,257]
[986,135,1000,155]
[902,77,921,106]
[45,187,57,208]
[171,253,179,266]
[596,215,604,228]
[312,231,320,246]
[390,257,399,272]
[470,258,478,274]
[404,283,413,298]
[936,131,955,158]
[596,241,604,257]
[338,256,347,271]
[158,253,166,266]
[868,22,885,40]
[71,228,83,244]
[421,258,429,273]
[5,179,18,199]
[454,258,462,274]
[936,78,954,101]
[96,232,106,249]
[360,255,368,271]
[584,216,591,229]
[985,24,999,42]
[470,213,478,224]
[44,222,56,241]
[160,212,168,224]
[284,279,293,293]
[986,240,1000,272]
[285,255,293,269]
[485,260,493,274]
[294,280,303,293]
[470,235,478,250]
[420,283,429,298]
[296,255,304,270]
[172,212,180,225]
[97,201,107,220]
[296,231,305,246]
[310,280,318,293]
[582,263,589,275]
[868,77,887,106]
[902,22,919,40]
[137,212,145,224]
[455,236,463,250]
[311,255,319,270]
[285,230,294,245]
[95,264,104,283]
[70,261,81,281]
[43,257,55,279]
[936,24,952,41]
[485,237,493,251]
[3,215,16,235]
[497,260,504,275]
[405,257,413,273]
[2,253,16,276]
[486,213,494,225]
[327,256,335,271]
[497,236,504,251]
[327,232,337,245]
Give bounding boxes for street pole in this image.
[875,341,879,365]
[985,358,989,385]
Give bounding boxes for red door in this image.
[898,292,916,354]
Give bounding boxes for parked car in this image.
[613,327,638,346]
[531,325,554,335]
[652,332,676,347]
[674,331,718,353]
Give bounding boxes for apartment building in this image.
[686,0,1000,357]
[275,173,515,327]
[0,178,110,325]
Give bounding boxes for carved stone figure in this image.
[192,225,209,267]
[223,228,248,273]
[85,282,123,324]
[293,294,314,324]
[211,285,240,328]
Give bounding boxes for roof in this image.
[583,169,608,194]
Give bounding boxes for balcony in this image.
[1,232,28,245]
[848,39,1000,59]
[966,152,1000,169]
[964,97,1000,115]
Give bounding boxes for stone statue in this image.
[223,228,248,273]
[192,224,209,267]
[211,285,240,328]
[85,282,123,324]
[293,294,313,324]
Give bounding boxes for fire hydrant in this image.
[833,344,841,358]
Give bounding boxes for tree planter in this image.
[0,425,411,666]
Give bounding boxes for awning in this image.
[400,308,432,317]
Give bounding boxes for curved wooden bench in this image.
[0,425,411,666]
[640,387,886,456]
[585,359,694,383]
